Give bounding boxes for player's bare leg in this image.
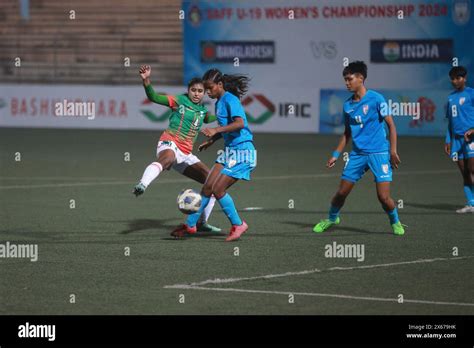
[375,182,396,211]
[332,179,355,207]
[182,161,209,184]
[376,182,404,235]
[133,149,175,196]
[313,179,354,233]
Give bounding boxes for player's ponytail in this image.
[202,68,250,98]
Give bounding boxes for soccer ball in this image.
[177,189,202,214]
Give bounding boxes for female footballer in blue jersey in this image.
[313,61,405,235]
[444,66,474,213]
[171,69,256,241]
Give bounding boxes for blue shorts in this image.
[450,136,474,160]
[341,152,392,183]
[216,141,257,181]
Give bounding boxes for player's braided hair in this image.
[202,68,250,98]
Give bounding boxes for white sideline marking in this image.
[243,207,264,211]
[176,286,474,307]
[164,255,474,288]
[0,169,457,190]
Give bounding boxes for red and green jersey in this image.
[144,84,210,154]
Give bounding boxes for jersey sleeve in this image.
[470,89,474,107]
[144,84,171,107]
[226,96,246,119]
[204,112,217,123]
[344,110,350,128]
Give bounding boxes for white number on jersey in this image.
[451,105,457,117]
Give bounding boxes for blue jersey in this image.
[215,91,253,147]
[343,90,389,154]
[446,87,474,137]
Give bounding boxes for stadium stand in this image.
[0,0,183,85]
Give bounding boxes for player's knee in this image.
[377,193,391,205]
[158,158,172,170]
[201,183,213,197]
[211,185,226,199]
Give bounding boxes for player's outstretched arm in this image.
[139,65,170,106]
[384,115,401,169]
[327,123,351,168]
[198,133,222,152]
[201,117,244,137]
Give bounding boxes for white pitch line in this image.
[176,286,474,307]
[243,207,264,211]
[0,169,457,190]
[164,256,474,289]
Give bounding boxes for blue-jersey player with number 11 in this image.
[313,61,405,235]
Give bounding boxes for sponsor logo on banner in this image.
[140,98,172,122]
[371,39,453,63]
[7,97,127,118]
[452,0,471,25]
[188,5,202,27]
[201,41,275,63]
[241,94,312,124]
[241,94,275,124]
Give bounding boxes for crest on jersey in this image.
[381,164,389,174]
[459,97,466,105]
[453,0,471,26]
[363,104,369,115]
[469,142,474,150]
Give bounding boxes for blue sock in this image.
[186,194,211,227]
[463,185,474,206]
[328,205,341,222]
[217,193,242,226]
[386,208,400,225]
